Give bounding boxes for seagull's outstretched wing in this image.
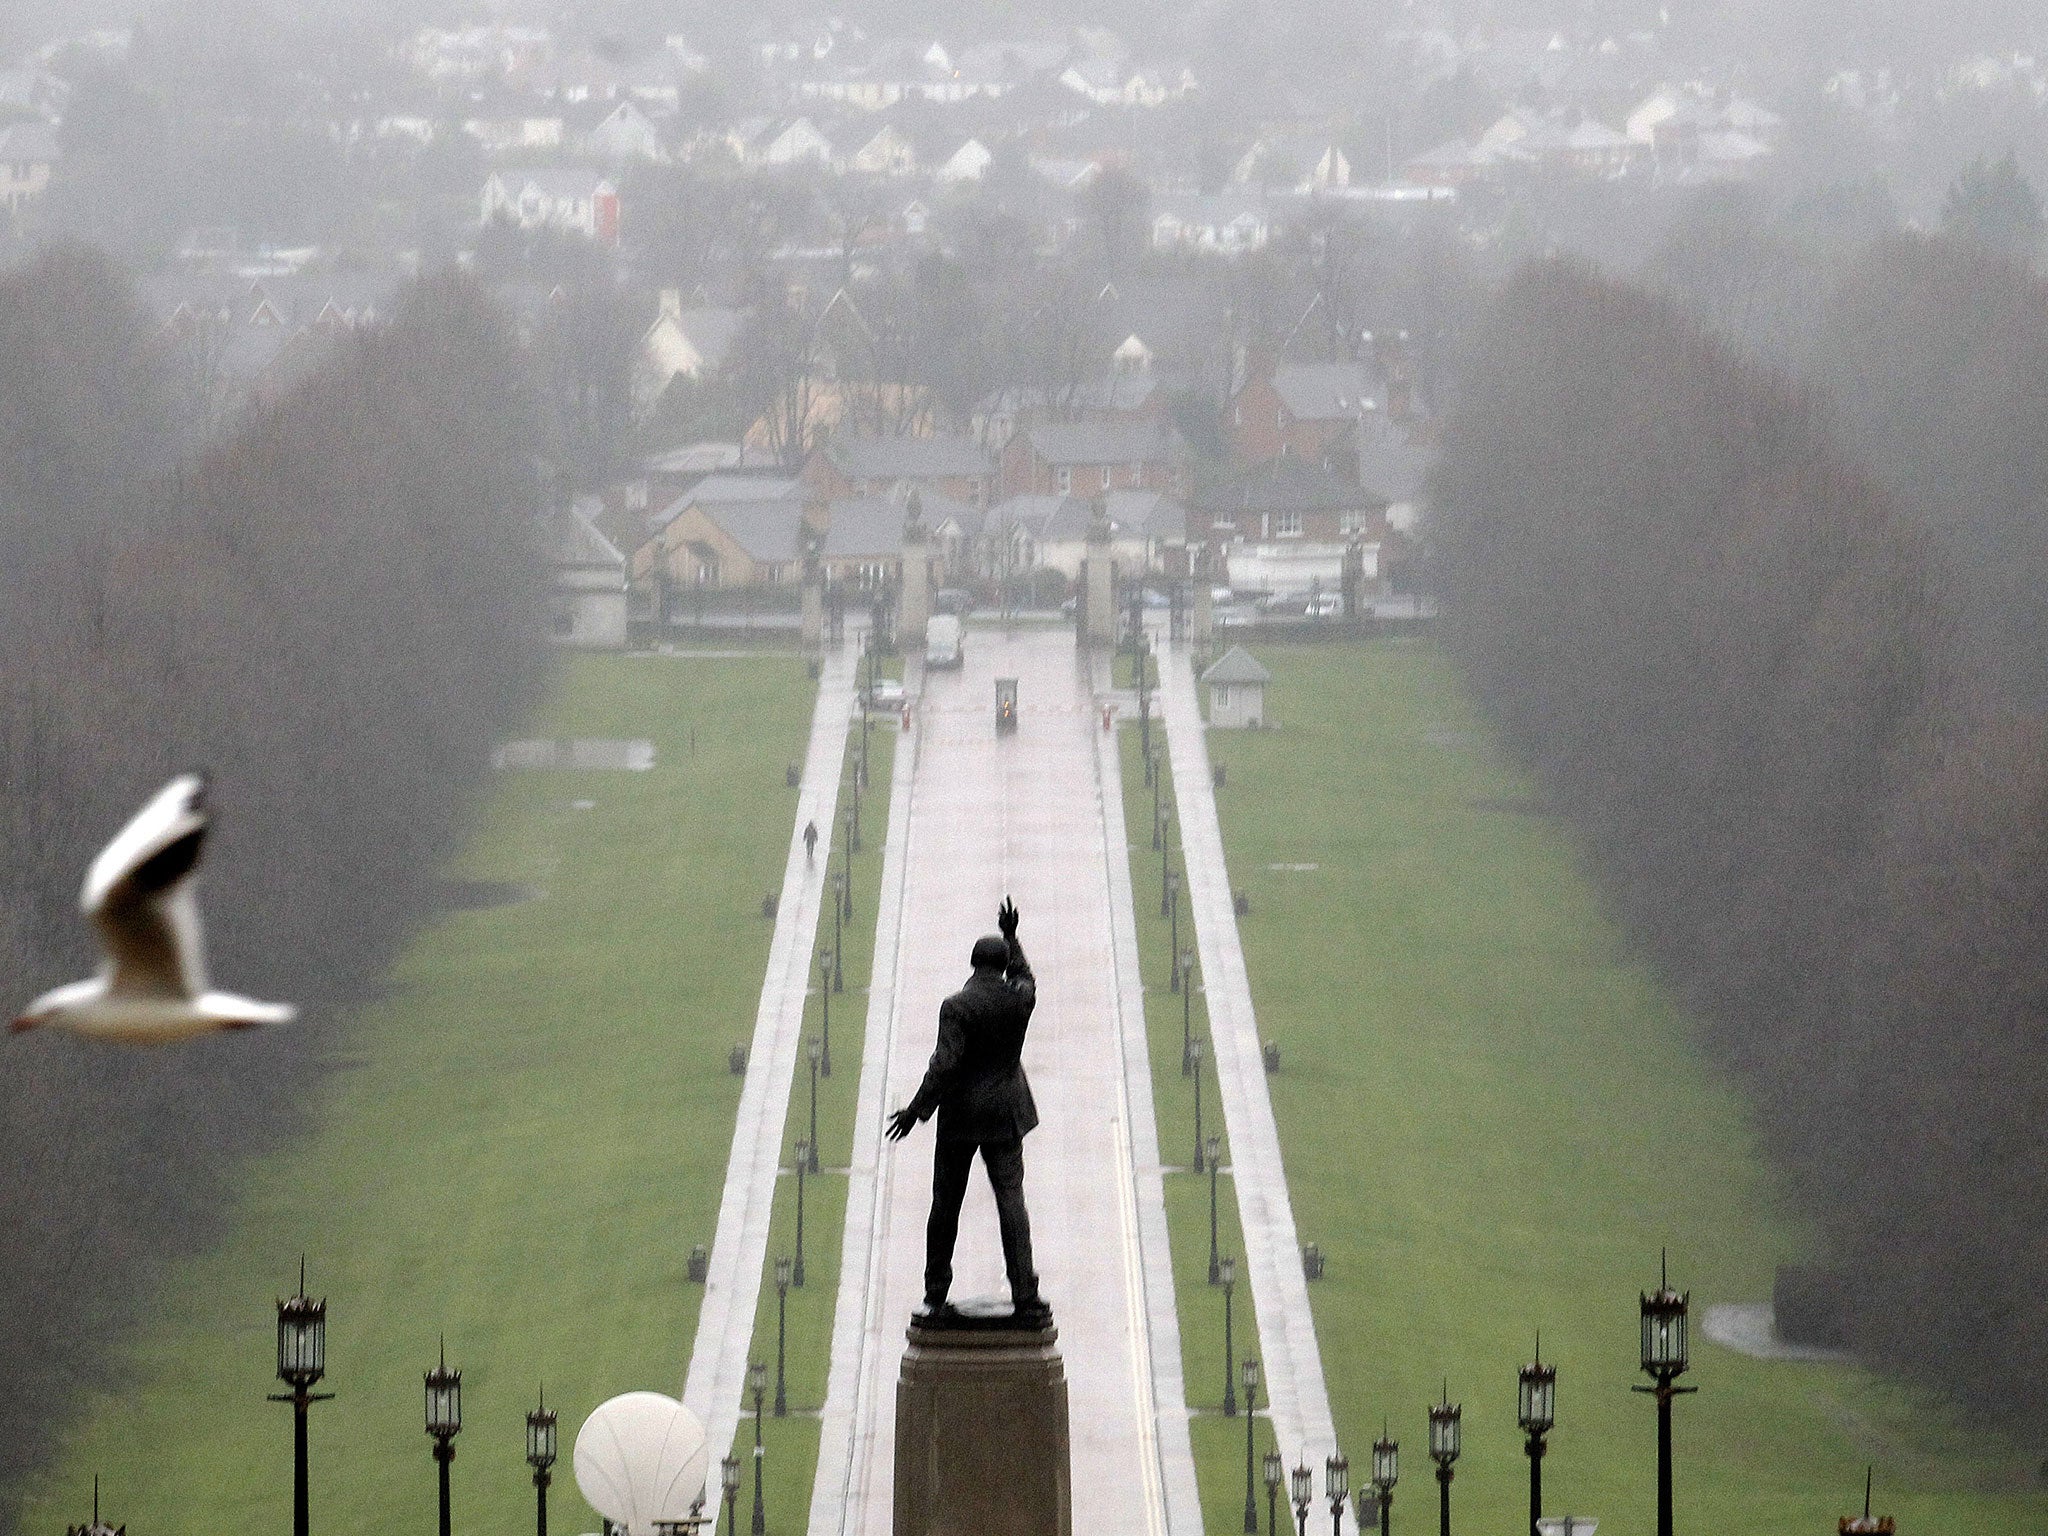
[84,775,209,1001]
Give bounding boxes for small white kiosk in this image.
[1202,645,1271,729]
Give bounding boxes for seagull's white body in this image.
[11,774,295,1043]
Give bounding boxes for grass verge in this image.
[1196,640,2048,1533]
[18,652,814,1536]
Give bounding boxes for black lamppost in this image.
[816,952,833,1074]
[1221,1255,1239,1414]
[1163,863,1179,926]
[774,1256,792,1417]
[1151,749,1164,849]
[268,1259,331,1536]
[1841,1467,1895,1533]
[721,1455,740,1536]
[1265,1451,1285,1536]
[1633,1252,1694,1536]
[844,799,859,861]
[1518,1341,1556,1536]
[749,1361,767,1536]
[1208,1136,1224,1283]
[860,699,872,794]
[1190,1037,1207,1170]
[424,1341,462,1536]
[806,1038,823,1172]
[63,1475,118,1536]
[1371,1429,1398,1536]
[1241,1358,1262,1534]
[1179,952,1195,1070]
[793,1140,810,1287]
[1167,868,1182,972]
[830,876,845,990]
[1327,1453,1351,1536]
[1428,1386,1460,1536]
[527,1389,558,1536]
[1161,822,1177,917]
[1292,1461,1314,1536]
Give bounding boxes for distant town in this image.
[1,6,2038,639]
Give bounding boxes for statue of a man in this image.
[886,898,1047,1321]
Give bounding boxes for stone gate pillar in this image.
[900,492,932,649]
[1083,499,1116,649]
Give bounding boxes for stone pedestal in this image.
[1083,499,1117,650]
[894,1304,1071,1536]
[900,541,931,649]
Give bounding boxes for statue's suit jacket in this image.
[904,947,1038,1143]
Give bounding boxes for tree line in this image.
[0,251,547,1529]
[1433,246,2048,1431]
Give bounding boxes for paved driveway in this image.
[810,627,1199,1536]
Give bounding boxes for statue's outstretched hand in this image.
[998,897,1020,938]
[886,1108,917,1142]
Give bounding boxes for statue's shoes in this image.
[1010,1297,1053,1326]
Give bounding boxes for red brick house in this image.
[801,433,995,508]
[1001,421,1186,500]
[1229,362,1381,473]
[1194,457,1388,545]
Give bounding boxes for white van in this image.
[925,613,964,669]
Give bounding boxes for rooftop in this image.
[1023,421,1178,466]
[821,497,910,558]
[1202,645,1272,685]
[1270,363,1379,423]
[824,433,993,482]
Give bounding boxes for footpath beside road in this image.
[681,645,858,1475]
[809,628,1201,1536]
[1157,636,1338,1470]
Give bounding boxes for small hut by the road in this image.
[1202,645,1271,728]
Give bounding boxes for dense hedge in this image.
[1435,256,2048,1428]
[0,252,547,1527]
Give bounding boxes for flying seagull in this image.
[11,773,295,1042]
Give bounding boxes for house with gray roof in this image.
[803,433,995,507]
[819,496,910,589]
[1201,645,1271,728]
[1230,361,1382,472]
[638,476,810,591]
[550,498,629,649]
[638,493,806,593]
[634,294,748,415]
[988,489,1186,580]
[1002,421,1186,501]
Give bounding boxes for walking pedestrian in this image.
[803,819,818,866]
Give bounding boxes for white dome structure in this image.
[572,1391,711,1535]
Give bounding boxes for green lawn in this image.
[1185,641,2048,1534]
[17,653,820,1536]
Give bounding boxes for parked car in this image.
[934,588,975,616]
[925,614,964,669]
[866,677,906,709]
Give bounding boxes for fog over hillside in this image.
[8,0,2048,1527]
